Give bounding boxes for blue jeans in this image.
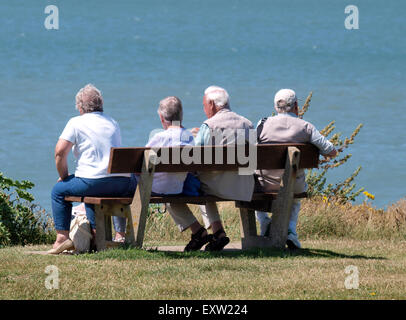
[51,175,137,232]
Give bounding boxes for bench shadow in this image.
[152,247,386,260]
[83,245,386,261]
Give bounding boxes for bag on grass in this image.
[69,211,92,254]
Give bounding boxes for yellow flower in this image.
[363,191,375,200]
[370,292,376,296]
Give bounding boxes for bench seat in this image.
[65,192,307,206]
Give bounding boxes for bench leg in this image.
[239,208,257,249]
[123,205,136,246]
[239,207,276,249]
[129,150,156,248]
[95,205,106,251]
[239,208,257,238]
[94,203,129,251]
[105,215,112,241]
[268,147,301,249]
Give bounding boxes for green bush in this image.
[0,172,55,247]
[299,92,364,203]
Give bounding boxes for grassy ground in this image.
[1,198,405,300]
[1,239,405,299]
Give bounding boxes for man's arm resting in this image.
[55,139,73,181]
[309,126,337,158]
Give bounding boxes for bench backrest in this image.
[107,143,319,174]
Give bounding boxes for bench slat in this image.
[64,192,307,206]
[107,143,319,174]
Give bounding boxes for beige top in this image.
[256,113,321,192]
[198,108,255,201]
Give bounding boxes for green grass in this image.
[1,239,405,300]
[1,198,405,300]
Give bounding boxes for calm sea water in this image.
[0,0,405,214]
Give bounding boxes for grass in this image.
[144,198,406,244]
[1,198,405,300]
[1,239,405,299]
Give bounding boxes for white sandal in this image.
[113,236,125,243]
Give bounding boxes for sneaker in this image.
[286,232,301,250]
[204,229,230,252]
[184,227,210,252]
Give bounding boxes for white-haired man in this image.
[192,85,255,251]
[255,89,337,249]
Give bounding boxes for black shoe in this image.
[286,239,298,250]
[184,227,210,252]
[205,229,230,252]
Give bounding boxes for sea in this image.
[0,0,405,216]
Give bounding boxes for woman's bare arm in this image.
[55,139,73,181]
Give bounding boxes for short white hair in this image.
[204,85,230,109]
[158,96,183,122]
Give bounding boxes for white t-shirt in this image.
[146,127,194,194]
[59,112,129,179]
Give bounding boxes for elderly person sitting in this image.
[255,89,337,249]
[48,84,136,254]
[145,96,209,251]
[192,85,255,251]
[146,96,195,194]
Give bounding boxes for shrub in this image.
[0,172,55,247]
[299,92,365,203]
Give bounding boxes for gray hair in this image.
[75,84,104,113]
[204,85,230,109]
[275,99,296,113]
[158,96,183,123]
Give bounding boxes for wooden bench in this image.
[65,143,319,251]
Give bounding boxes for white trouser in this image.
[198,202,221,229]
[166,201,221,232]
[255,170,306,237]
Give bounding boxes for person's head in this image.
[158,96,183,129]
[274,89,298,115]
[203,85,230,119]
[75,84,104,114]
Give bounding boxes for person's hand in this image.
[191,127,200,137]
[322,149,338,160]
[57,174,69,182]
